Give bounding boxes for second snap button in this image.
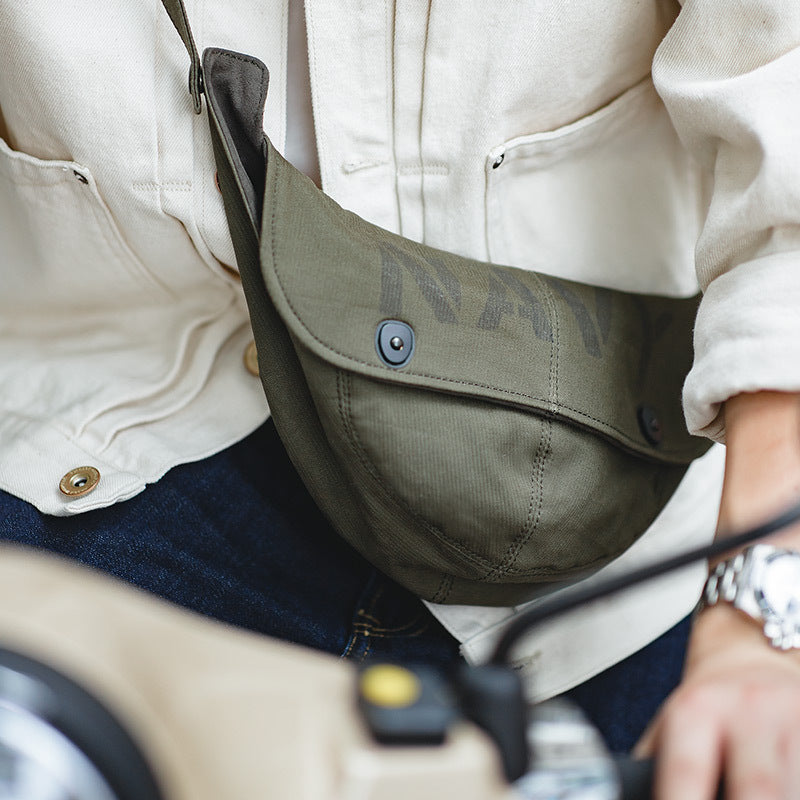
[59,466,101,498]
[244,340,260,376]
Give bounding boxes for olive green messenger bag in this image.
[162,0,710,606]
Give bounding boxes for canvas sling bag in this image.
[160,0,711,606]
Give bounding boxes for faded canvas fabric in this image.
[163,0,709,605]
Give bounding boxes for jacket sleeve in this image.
[652,1,800,442]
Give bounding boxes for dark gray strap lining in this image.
[159,0,203,113]
[202,49,269,231]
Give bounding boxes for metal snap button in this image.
[376,320,415,368]
[492,153,505,169]
[637,405,662,446]
[59,466,101,498]
[244,340,260,376]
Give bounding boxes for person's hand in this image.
[637,390,800,799]
[636,602,800,799]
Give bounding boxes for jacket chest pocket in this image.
[485,78,706,296]
[0,136,173,329]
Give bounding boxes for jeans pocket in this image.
[342,570,461,667]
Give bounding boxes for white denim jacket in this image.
[1,0,799,697]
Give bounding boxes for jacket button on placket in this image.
[59,466,101,498]
[244,340,259,376]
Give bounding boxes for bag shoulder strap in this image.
[159,0,204,113]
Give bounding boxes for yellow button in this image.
[244,340,259,376]
[59,466,101,498]
[360,665,422,709]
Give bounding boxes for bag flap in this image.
[257,139,706,465]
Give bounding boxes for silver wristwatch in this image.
[700,544,800,650]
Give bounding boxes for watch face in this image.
[757,552,800,624]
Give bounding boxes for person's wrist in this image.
[718,391,800,552]
[692,601,766,651]
[688,601,800,675]
[694,541,800,669]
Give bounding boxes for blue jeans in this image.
[0,419,689,752]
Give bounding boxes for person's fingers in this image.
[649,688,725,800]
[632,712,660,759]
[785,725,800,800]
[724,715,783,800]
[721,680,800,800]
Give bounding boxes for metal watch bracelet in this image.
[697,547,800,650]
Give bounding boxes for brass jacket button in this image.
[244,340,259,376]
[59,466,101,498]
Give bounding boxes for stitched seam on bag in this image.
[431,574,453,604]
[483,420,552,583]
[337,370,383,484]
[335,370,503,574]
[216,50,269,138]
[480,277,557,582]
[336,370,498,570]
[491,550,626,578]
[267,155,687,460]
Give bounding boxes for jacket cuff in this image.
[683,252,800,442]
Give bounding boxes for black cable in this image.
[490,498,800,665]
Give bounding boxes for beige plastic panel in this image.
[0,546,517,800]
